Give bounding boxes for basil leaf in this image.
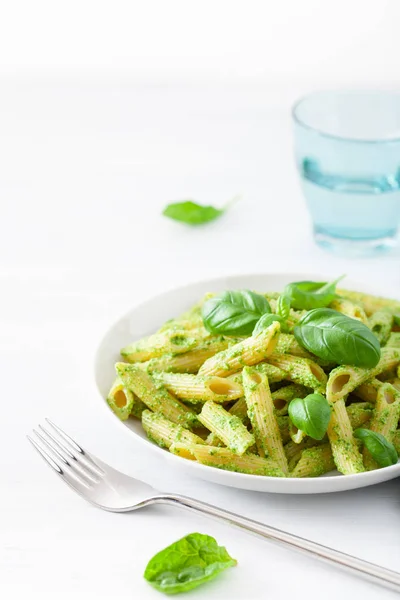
[276,294,291,320]
[354,429,398,467]
[393,315,400,327]
[202,290,271,335]
[294,308,381,368]
[144,532,237,595]
[253,313,288,335]
[288,393,331,440]
[163,200,224,225]
[284,275,345,310]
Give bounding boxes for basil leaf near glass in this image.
[292,91,400,256]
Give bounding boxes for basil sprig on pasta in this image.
[284,276,344,310]
[253,313,288,335]
[202,290,271,335]
[294,308,381,368]
[288,393,331,440]
[354,429,398,467]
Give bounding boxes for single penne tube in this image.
[271,384,309,415]
[327,398,365,475]
[139,337,237,374]
[290,444,336,478]
[142,410,205,450]
[120,328,209,362]
[386,332,400,349]
[267,354,327,393]
[326,347,400,403]
[153,372,243,402]
[107,377,136,421]
[205,397,249,446]
[116,363,197,429]
[329,298,368,324]
[242,367,289,474]
[336,288,400,316]
[227,362,288,386]
[353,378,383,403]
[192,445,286,477]
[368,310,393,345]
[363,383,400,470]
[198,321,281,378]
[198,401,255,455]
[206,410,292,447]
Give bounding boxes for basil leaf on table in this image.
[202,290,271,335]
[284,275,345,310]
[143,532,237,595]
[253,313,288,335]
[163,201,223,225]
[276,294,291,320]
[288,393,331,440]
[354,429,398,468]
[294,308,381,368]
[163,196,239,225]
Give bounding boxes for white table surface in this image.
[2,79,400,600]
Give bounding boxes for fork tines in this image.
[28,419,104,489]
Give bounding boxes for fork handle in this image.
[158,494,400,593]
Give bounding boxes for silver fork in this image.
[28,419,400,594]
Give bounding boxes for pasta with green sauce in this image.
[108,282,400,478]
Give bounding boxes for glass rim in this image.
[292,90,400,145]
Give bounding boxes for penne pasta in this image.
[291,444,336,478]
[198,321,281,377]
[121,328,209,363]
[327,399,365,475]
[362,383,400,470]
[386,332,400,349]
[142,410,205,449]
[267,354,327,393]
[336,288,400,316]
[368,310,393,346]
[271,383,309,415]
[137,337,237,373]
[329,297,368,324]
[198,401,255,455]
[242,366,288,474]
[326,347,400,404]
[153,372,243,402]
[193,445,285,477]
[226,362,288,386]
[352,378,383,404]
[107,377,136,421]
[106,281,400,481]
[116,363,197,429]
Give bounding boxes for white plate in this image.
[94,272,400,494]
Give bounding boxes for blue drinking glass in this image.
[293,91,400,255]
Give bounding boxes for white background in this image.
[2,2,400,599]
